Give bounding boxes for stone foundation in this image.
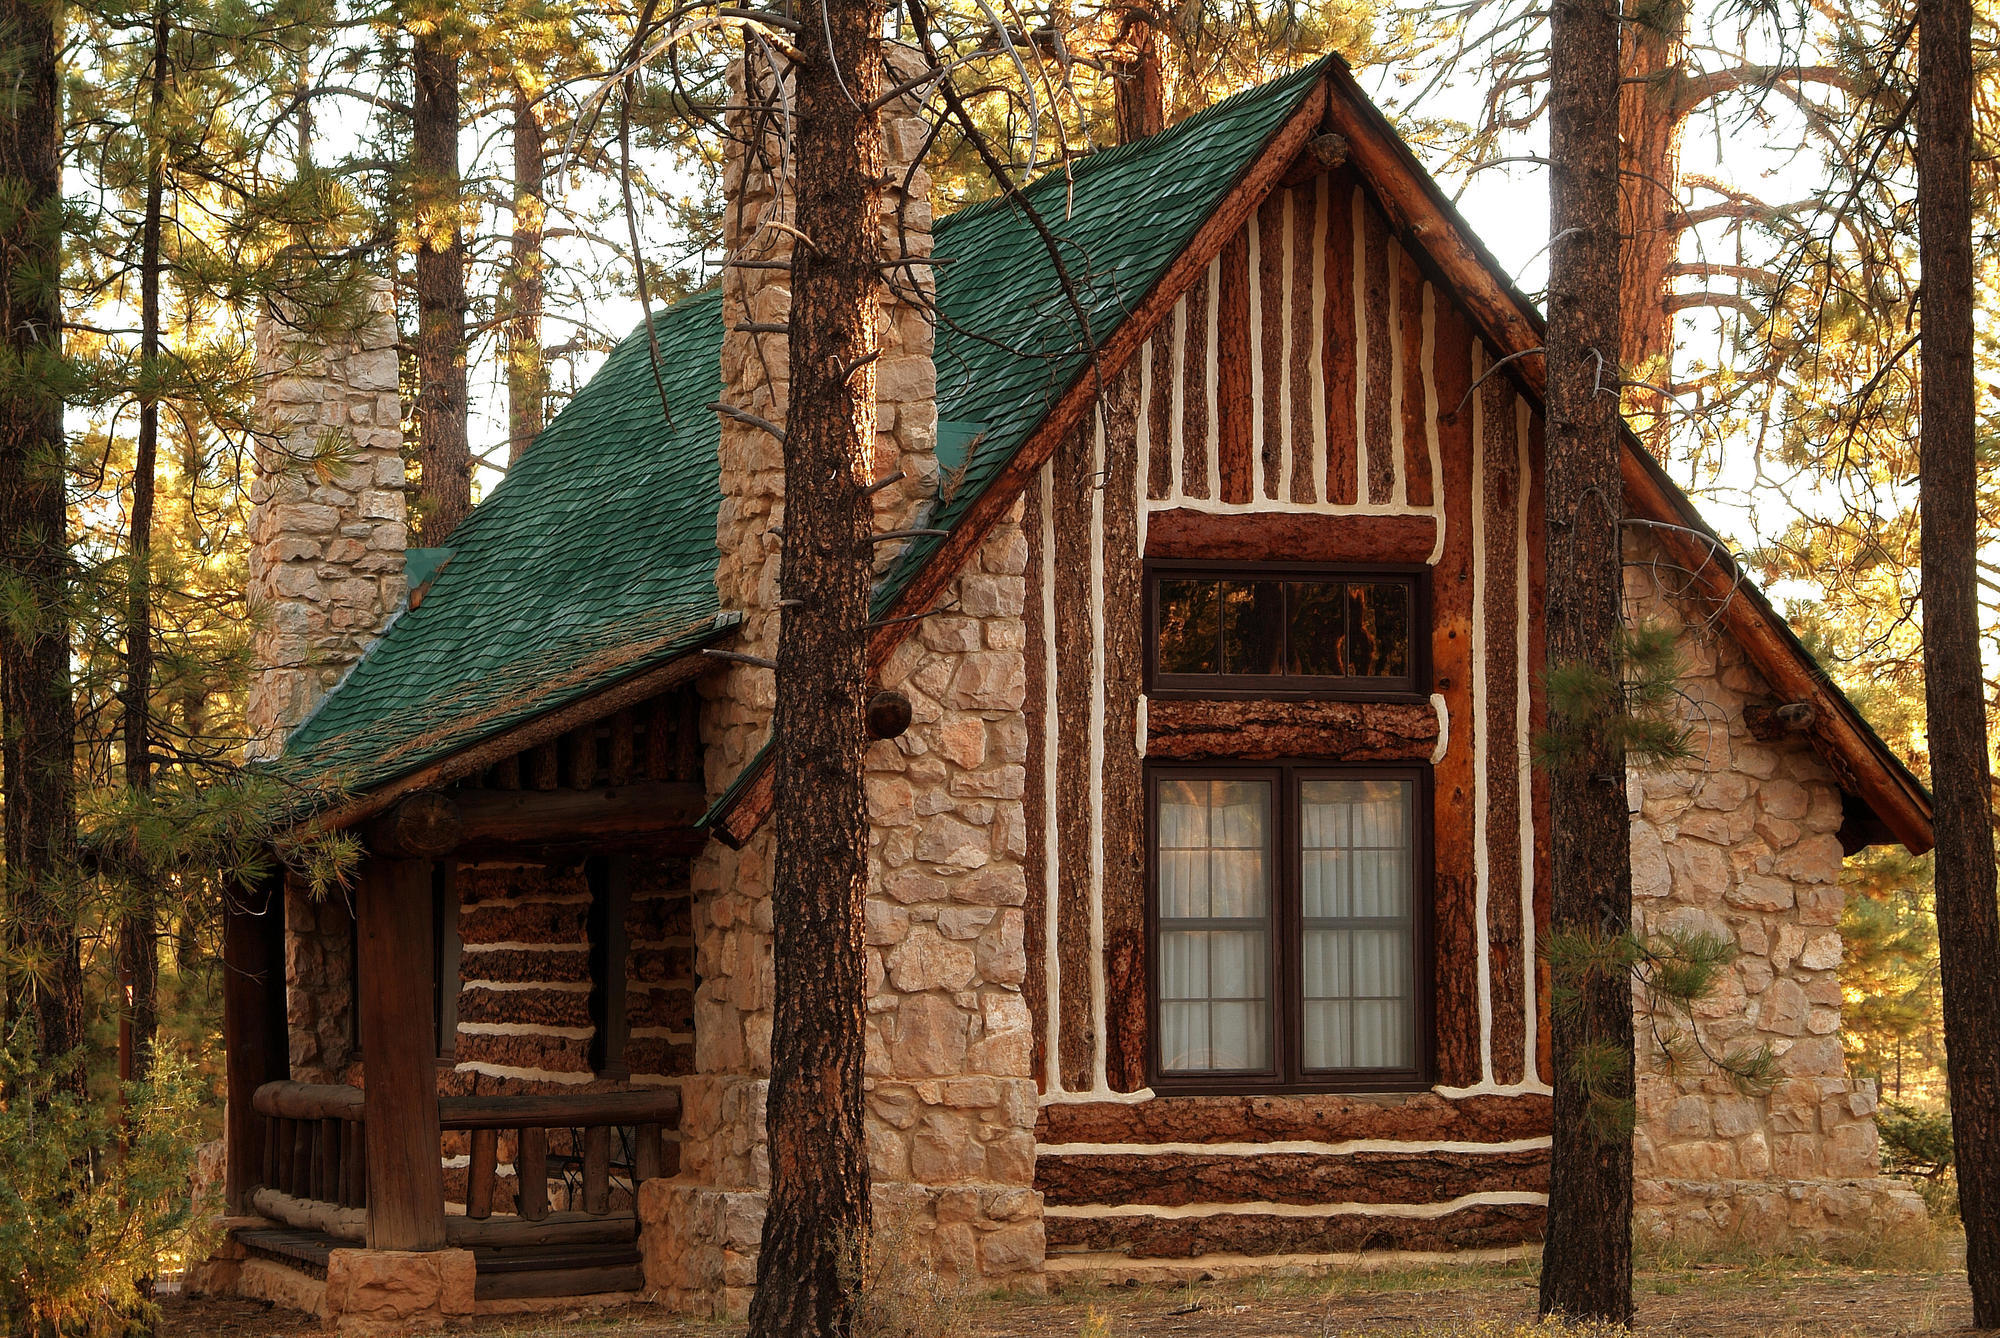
[323,1248,476,1335]
[195,1241,476,1336]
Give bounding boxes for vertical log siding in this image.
[1025,162,1553,1264]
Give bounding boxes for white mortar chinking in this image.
[1036,1135,1553,1157]
[1169,296,1188,503]
[1309,177,1328,493]
[1040,461,1063,1094]
[1248,217,1266,499]
[1204,256,1221,498]
[1041,1190,1549,1220]
[1350,185,1368,491]
[1469,340,1494,1085]
[1279,190,1297,501]
[1089,408,1110,1093]
[1515,393,1544,1089]
[1422,282,1446,564]
[1136,351,1151,761]
[1389,236,1406,504]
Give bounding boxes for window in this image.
[1150,763,1430,1091]
[1147,564,1426,697]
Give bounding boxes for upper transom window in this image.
[1147,564,1427,698]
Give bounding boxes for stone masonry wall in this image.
[860,506,1042,1283]
[247,276,409,763]
[1624,535,1925,1247]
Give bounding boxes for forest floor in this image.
[158,1237,1982,1338]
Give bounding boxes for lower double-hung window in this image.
[1151,763,1431,1092]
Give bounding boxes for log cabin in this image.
[205,52,1932,1326]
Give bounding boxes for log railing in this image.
[250,1082,682,1239]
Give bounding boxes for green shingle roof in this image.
[280,59,1330,802]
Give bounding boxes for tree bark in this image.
[1617,0,1681,455]
[1110,5,1165,144]
[507,85,547,465]
[745,6,883,1334]
[412,30,470,539]
[1538,0,1633,1321]
[120,0,170,1086]
[1917,0,2000,1323]
[0,0,81,1086]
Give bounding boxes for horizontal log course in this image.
[1144,698,1439,762]
[453,782,707,855]
[439,1088,683,1131]
[1037,1091,1550,1146]
[250,1186,366,1240]
[358,783,708,860]
[1045,1200,1546,1258]
[1036,1147,1549,1208]
[1143,509,1438,564]
[253,1081,681,1132]
[256,1081,363,1122]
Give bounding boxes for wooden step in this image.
[471,1241,642,1274]
[235,1227,337,1276]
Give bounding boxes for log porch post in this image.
[356,854,449,1250]
[223,874,289,1213]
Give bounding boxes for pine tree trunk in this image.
[0,0,82,1085]
[1538,0,1633,1320]
[1916,0,2000,1323]
[412,30,470,539]
[1111,7,1165,144]
[1616,2,1681,455]
[744,4,883,1333]
[121,0,170,1086]
[507,86,547,465]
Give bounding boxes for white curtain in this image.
[1157,779,1271,1072]
[1300,780,1414,1070]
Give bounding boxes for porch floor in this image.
[234,1226,645,1301]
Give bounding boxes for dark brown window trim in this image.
[433,862,461,1064]
[1146,759,1436,1097]
[1144,560,1433,702]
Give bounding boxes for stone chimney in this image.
[707,45,939,788]
[245,277,409,762]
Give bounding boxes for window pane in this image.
[1157,580,1221,674]
[1156,777,1273,1074]
[1346,582,1411,678]
[1300,779,1416,1072]
[1219,581,1284,675]
[1286,581,1348,676]
[1158,930,1270,1071]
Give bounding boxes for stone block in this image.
[888,926,977,992]
[322,1248,474,1333]
[890,993,970,1076]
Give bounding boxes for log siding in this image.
[1023,158,1553,1265]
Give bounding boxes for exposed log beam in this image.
[450,780,705,852]
[362,791,463,858]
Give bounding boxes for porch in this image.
[217,698,709,1319]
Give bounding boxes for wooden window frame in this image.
[433,862,461,1064]
[1146,760,1435,1096]
[1143,560,1432,702]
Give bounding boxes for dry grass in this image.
[156,1222,1976,1338]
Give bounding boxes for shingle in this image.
[277,62,1329,804]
